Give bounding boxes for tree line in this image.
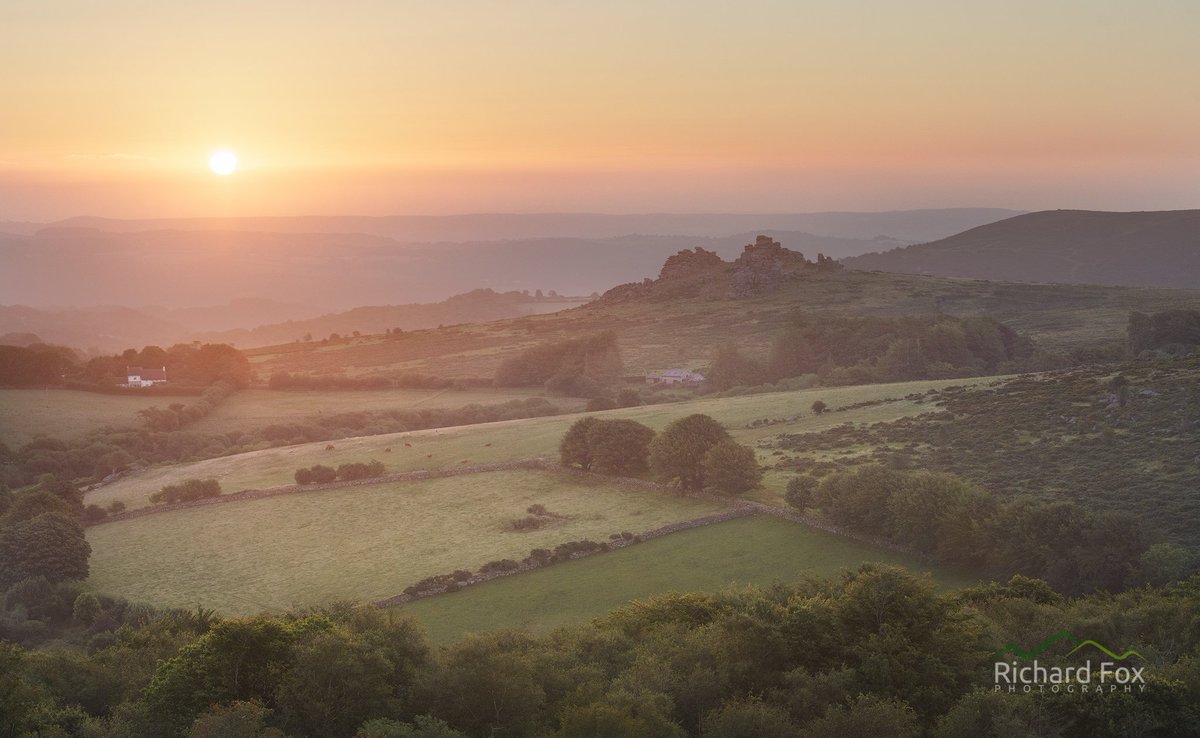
[3,565,1198,736]
[1128,308,1200,355]
[786,465,1186,596]
[495,331,623,397]
[0,397,564,490]
[706,315,1034,391]
[0,342,253,390]
[0,477,91,590]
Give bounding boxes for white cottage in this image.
[646,369,705,386]
[125,365,167,388]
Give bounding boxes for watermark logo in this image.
[993,631,1147,694]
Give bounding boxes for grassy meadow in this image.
[84,376,986,512]
[85,469,730,615]
[189,386,584,435]
[0,389,159,446]
[0,385,581,448]
[403,515,974,644]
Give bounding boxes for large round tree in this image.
[587,419,655,475]
[559,417,655,475]
[649,414,731,490]
[702,439,763,495]
[0,512,91,587]
[559,417,601,470]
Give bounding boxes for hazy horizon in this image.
[4,0,1198,221]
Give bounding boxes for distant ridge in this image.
[843,209,1200,289]
[0,211,1021,311]
[23,208,1021,242]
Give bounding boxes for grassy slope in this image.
[0,389,157,445]
[83,377,983,618]
[86,377,985,512]
[842,209,1200,289]
[771,357,1200,545]
[85,469,730,615]
[243,270,1200,380]
[189,387,583,435]
[403,516,974,644]
[0,386,579,448]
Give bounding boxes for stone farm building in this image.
[646,369,705,386]
[125,366,167,388]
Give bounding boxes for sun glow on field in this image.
[208,150,238,176]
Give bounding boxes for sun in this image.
[208,149,238,176]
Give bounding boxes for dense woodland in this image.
[2,566,1199,737]
[0,343,251,390]
[707,314,1035,391]
[494,331,624,396]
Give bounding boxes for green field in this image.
[85,469,729,615]
[189,386,584,435]
[0,389,156,446]
[403,515,975,644]
[85,377,986,512]
[0,385,581,449]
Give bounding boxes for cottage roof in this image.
[127,365,167,381]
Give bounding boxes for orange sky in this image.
[2,0,1198,220]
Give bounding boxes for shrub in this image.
[309,465,337,484]
[702,439,763,495]
[525,548,553,565]
[585,397,616,411]
[149,478,221,505]
[616,388,642,407]
[649,414,731,490]
[479,559,521,574]
[560,417,655,475]
[551,540,606,561]
[785,476,818,509]
[509,516,546,531]
[293,464,339,485]
[335,460,386,481]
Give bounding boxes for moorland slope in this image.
[244,236,1200,381]
[844,209,1200,288]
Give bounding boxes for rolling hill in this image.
[0,289,584,352]
[0,209,1018,314]
[81,377,973,614]
[0,228,904,313]
[13,208,1021,242]
[843,209,1200,288]
[243,236,1200,382]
